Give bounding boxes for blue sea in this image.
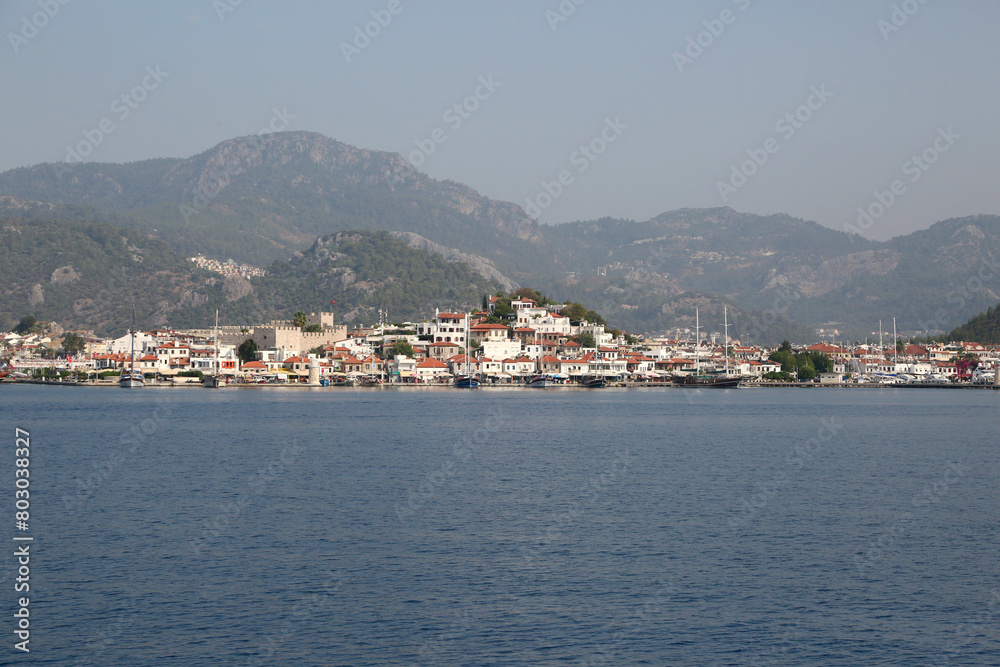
[3,385,999,665]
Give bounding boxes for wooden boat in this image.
[119,306,144,388]
[672,373,742,388]
[203,310,222,388]
[672,307,742,388]
[454,375,479,388]
[454,314,479,388]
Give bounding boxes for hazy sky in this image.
[2,1,997,239]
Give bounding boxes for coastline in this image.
[7,379,999,390]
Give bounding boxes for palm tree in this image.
[293,312,307,328]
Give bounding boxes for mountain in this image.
[0,132,548,273]
[236,231,505,327]
[790,215,1000,336]
[0,214,505,336]
[948,302,1000,344]
[542,209,1000,338]
[0,212,224,336]
[3,131,999,339]
[538,207,880,336]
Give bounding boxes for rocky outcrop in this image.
[388,231,518,292]
[761,249,900,298]
[50,265,82,284]
[27,284,44,306]
[222,275,253,301]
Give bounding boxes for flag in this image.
[330,300,336,304]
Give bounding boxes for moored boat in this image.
[119,369,144,388]
[203,309,223,388]
[119,306,144,389]
[672,373,742,388]
[526,374,557,388]
[454,313,479,389]
[454,375,479,388]
[672,307,743,388]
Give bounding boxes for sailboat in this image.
[580,351,606,388]
[203,309,223,388]
[454,312,479,388]
[119,306,144,388]
[672,307,742,388]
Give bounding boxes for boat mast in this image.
[213,309,219,377]
[695,308,701,375]
[892,317,898,375]
[724,306,729,377]
[879,319,884,374]
[129,305,137,374]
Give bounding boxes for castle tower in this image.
[306,312,336,328]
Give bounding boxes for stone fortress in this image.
[192,312,348,352]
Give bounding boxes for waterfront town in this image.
[2,295,998,386]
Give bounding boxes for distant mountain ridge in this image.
[2,131,999,338]
[0,132,544,270]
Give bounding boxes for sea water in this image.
[3,385,998,665]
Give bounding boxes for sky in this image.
[1,0,998,240]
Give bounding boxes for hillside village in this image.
[2,295,999,385]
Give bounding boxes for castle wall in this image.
[183,313,344,355]
[252,325,348,353]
